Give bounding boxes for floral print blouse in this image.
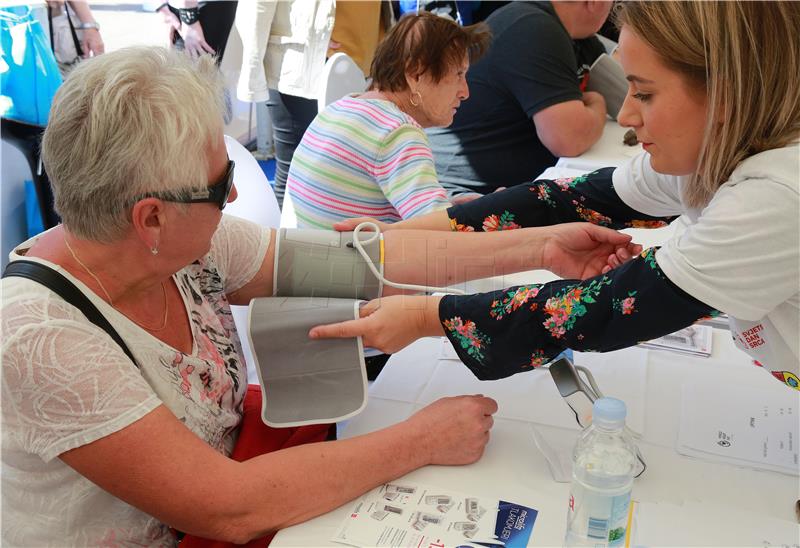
[438,168,719,380]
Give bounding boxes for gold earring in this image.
[410,90,422,107]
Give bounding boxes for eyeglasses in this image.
[144,160,236,211]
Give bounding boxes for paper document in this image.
[639,325,712,357]
[678,378,799,475]
[333,482,538,548]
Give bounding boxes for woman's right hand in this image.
[406,395,498,465]
[178,21,215,60]
[309,295,443,354]
[332,217,391,233]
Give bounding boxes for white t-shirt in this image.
[613,144,800,387]
[1,215,271,547]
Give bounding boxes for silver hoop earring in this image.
[410,90,422,107]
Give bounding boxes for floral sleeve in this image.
[439,248,719,380]
[447,167,675,232]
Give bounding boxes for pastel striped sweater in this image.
[286,96,451,229]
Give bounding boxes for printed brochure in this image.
[332,482,538,548]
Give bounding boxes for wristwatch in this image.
[78,21,100,31]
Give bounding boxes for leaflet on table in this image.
[677,379,799,475]
[697,313,730,330]
[332,482,538,548]
[639,325,712,357]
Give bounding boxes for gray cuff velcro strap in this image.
[273,228,382,300]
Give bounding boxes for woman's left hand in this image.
[542,223,642,279]
[309,295,443,353]
[80,28,104,58]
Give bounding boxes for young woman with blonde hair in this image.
[313,1,800,390]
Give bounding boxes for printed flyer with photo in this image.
[332,482,538,548]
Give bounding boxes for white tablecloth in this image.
[271,119,799,547]
[272,334,799,546]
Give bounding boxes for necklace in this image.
[64,234,169,332]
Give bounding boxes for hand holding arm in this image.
[541,222,641,279]
[379,223,637,294]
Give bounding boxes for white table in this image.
[556,119,642,172]
[273,334,799,547]
[272,118,798,547]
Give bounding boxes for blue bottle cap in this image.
[592,397,627,429]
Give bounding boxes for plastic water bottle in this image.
[564,397,637,547]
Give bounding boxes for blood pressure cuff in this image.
[273,228,383,300]
[247,297,368,427]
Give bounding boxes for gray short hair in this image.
[42,46,225,241]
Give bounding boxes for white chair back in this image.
[316,52,367,113]
[223,135,280,384]
[224,135,281,227]
[279,187,298,228]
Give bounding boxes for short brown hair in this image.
[369,12,491,92]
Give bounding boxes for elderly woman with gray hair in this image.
[0,46,639,546]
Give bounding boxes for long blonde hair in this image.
[616,1,800,208]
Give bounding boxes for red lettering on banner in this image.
[739,324,765,348]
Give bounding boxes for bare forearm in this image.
[223,422,428,539]
[382,228,545,291]
[535,97,607,158]
[66,1,96,24]
[61,404,430,546]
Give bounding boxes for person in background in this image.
[286,12,490,229]
[327,0,392,76]
[2,46,641,545]
[426,1,611,199]
[236,0,391,207]
[394,0,510,25]
[156,0,238,63]
[47,0,105,74]
[312,1,800,391]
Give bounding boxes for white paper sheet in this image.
[678,375,799,475]
[639,325,712,358]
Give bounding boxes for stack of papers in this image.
[333,482,538,548]
[698,313,730,330]
[677,377,799,475]
[639,325,712,357]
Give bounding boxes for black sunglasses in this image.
[145,160,235,211]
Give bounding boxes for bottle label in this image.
[565,482,631,547]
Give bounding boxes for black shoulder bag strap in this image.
[3,260,138,367]
[47,4,84,59]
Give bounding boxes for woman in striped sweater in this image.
[286,12,491,229]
